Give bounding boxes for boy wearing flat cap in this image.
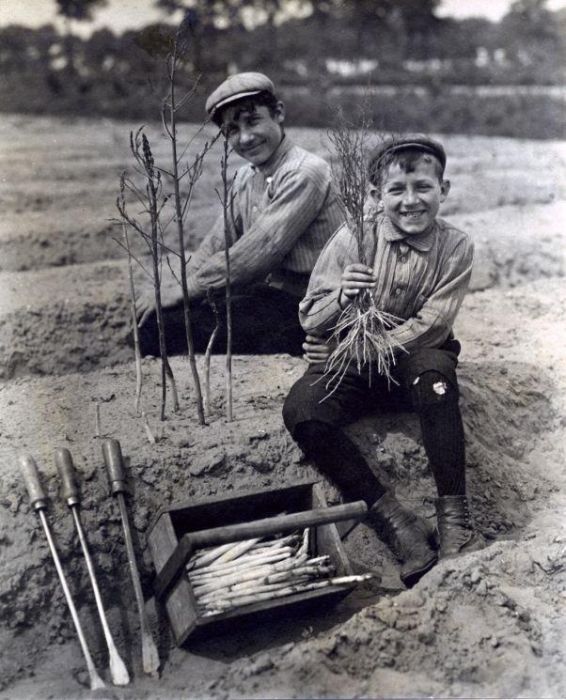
[137,72,343,357]
[283,135,482,588]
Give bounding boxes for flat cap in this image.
[370,134,446,171]
[205,72,275,117]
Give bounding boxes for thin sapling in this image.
[324,117,405,397]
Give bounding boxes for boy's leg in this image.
[136,283,304,357]
[283,363,388,505]
[283,364,437,587]
[397,345,482,558]
[224,284,305,356]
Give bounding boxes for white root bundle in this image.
[186,527,372,617]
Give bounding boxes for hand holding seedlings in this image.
[19,455,106,692]
[340,264,377,302]
[54,448,130,687]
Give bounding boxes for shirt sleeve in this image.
[185,187,242,298]
[189,168,331,296]
[387,235,474,353]
[298,224,358,334]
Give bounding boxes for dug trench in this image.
[0,118,565,698]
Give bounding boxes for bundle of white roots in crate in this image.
[186,527,373,617]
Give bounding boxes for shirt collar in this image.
[253,135,293,177]
[380,214,437,252]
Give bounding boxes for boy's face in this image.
[376,157,450,236]
[220,102,284,166]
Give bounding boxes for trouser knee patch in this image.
[411,371,457,409]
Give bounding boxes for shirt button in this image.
[399,255,408,263]
[252,205,258,212]
[394,287,403,296]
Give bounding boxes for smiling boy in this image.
[283,135,482,588]
[137,72,343,357]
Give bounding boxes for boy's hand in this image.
[340,264,377,306]
[303,334,333,364]
[137,285,183,327]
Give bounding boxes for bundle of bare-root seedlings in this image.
[186,528,372,617]
[324,121,406,397]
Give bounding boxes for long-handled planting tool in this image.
[102,438,160,678]
[54,448,130,687]
[19,455,106,692]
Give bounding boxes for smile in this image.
[241,142,265,154]
[400,210,426,218]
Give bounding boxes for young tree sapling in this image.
[324,117,406,397]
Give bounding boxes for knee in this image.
[282,372,326,435]
[410,370,458,411]
[282,380,312,436]
[282,391,300,435]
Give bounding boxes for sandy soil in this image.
[0,115,565,699]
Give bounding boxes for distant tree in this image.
[333,0,440,61]
[155,0,314,68]
[499,0,564,75]
[154,1,229,71]
[55,0,107,76]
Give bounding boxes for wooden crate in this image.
[147,481,364,646]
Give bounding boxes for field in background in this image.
[0,116,565,699]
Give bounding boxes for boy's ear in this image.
[369,186,384,210]
[274,101,285,124]
[440,179,451,201]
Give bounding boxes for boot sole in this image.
[400,553,438,588]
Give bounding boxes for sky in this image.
[1,0,566,34]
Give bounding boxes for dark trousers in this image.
[137,284,305,358]
[282,338,467,505]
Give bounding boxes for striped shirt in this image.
[187,136,344,298]
[299,213,474,353]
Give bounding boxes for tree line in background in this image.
[1,0,564,137]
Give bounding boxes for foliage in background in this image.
[0,0,565,138]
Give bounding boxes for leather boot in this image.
[368,492,437,588]
[435,495,483,559]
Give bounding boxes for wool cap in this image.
[205,72,275,117]
[370,134,447,172]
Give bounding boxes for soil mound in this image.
[0,117,565,699]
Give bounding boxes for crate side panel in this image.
[163,482,318,536]
[147,513,198,644]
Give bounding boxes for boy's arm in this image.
[136,189,241,323]
[387,236,474,353]
[188,169,332,295]
[299,224,358,335]
[185,207,240,297]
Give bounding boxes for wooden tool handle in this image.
[101,438,127,495]
[19,455,47,511]
[54,448,80,506]
[154,500,368,600]
[190,502,368,549]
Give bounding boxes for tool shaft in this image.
[71,507,130,686]
[38,509,106,691]
[102,439,159,675]
[118,493,146,617]
[118,493,160,676]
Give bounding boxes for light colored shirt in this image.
[186,136,343,298]
[299,213,474,353]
